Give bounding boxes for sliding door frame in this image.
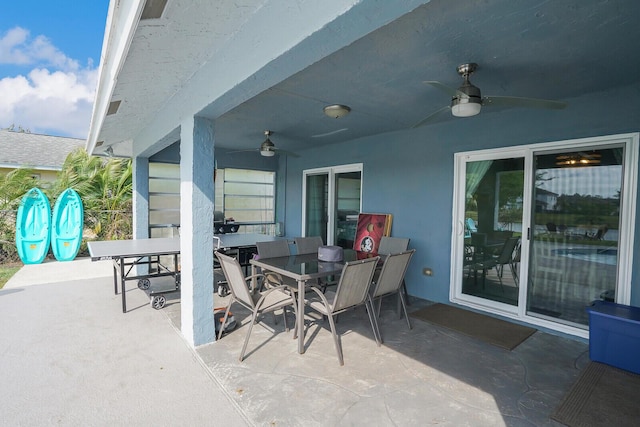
[302,163,363,245]
[451,133,638,338]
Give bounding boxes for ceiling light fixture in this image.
[451,96,482,117]
[323,104,351,118]
[555,152,601,167]
[260,131,276,157]
[450,63,482,117]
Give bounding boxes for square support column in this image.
[132,156,150,277]
[180,116,216,346]
[132,156,149,240]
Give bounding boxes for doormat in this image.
[410,303,536,350]
[552,362,640,427]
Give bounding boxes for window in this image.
[217,168,275,226]
[148,163,276,236]
[149,162,180,238]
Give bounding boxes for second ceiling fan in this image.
[230,130,299,157]
[413,63,568,127]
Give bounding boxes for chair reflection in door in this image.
[468,234,520,290]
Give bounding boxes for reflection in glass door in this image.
[461,157,524,307]
[303,164,362,247]
[305,173,329,242]
[528,147,623,327]
[334,172,361,248]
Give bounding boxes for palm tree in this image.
[0,168,43,261]
[54,148,133,240]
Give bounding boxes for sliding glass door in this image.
[527,147,623,327]
[303,164,362,247]
[452,134,637,337]
[459,156,525,308]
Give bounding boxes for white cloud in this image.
[0,27,96,138]
[0,26,80,71]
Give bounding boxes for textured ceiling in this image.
[95,0,640,157]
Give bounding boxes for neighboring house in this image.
[0,130,84,182]
[535,188,559,212]
[86,0,640,347]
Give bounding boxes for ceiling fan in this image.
[230,130,299,157]
[413,63,568,127]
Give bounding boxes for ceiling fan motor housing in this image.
[260,137,276,156]
[451,62,482,117]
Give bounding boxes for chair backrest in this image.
[378,236,410,255]
[371,249,415,298]
[256,240,290,258]
[294,236,324,255]
[215,252,255,309]
[331,256,379,313]
[496,237,520,264]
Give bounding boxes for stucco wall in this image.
[283,83,640,306]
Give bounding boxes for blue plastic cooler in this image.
[586,300,640,374]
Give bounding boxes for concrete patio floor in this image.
[1,258,590,426]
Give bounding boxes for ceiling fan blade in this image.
[412,105,451,128]
[311,128,348,138]
[274,148,300,158]
[483,95,568,110]
[423,81,460,97]
[227,148,258,155]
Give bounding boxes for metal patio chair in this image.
[370,249,416,341]
[215,252,297,361]
[294,236,336,291]
[304,256,381,365]
[255,239,294,290]
[294,236,324,254]
[377,236,411,304]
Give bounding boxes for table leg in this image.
[120,258,127,313]
[251,264,258,292]
[297,278,305,354]
[112,260,118,295]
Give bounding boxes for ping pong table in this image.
[213,233,285,295]
[88,237,181,312]
[88,233,284,312]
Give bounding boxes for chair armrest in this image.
[245,273,266,292]
[263,271,285,289]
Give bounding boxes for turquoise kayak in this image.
[15,188,51,264]
[51,188,84,262]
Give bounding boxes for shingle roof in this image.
[0,130,85,171]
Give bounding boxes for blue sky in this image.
[0,1,109,139]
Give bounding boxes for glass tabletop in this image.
[251,253,344,280]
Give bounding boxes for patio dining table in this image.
[250,253,347,354]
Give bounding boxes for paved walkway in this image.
[1,257,591,426]
[0,258,249,426]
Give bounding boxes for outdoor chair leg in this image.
[399,291,412,330]
[326,314,344,366]
[239,309,260,362]
[401,280,410,305]
[365,298,382,345]
[217,300,234,341]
